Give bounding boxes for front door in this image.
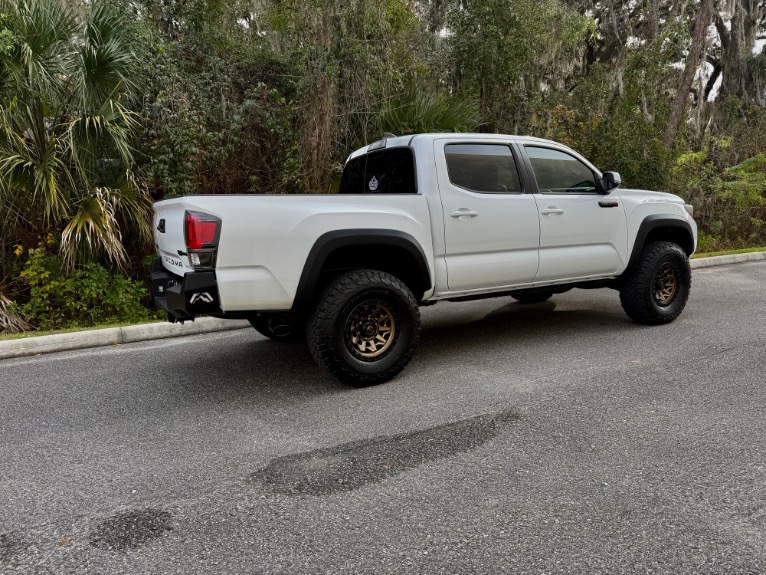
[521,145,628,282]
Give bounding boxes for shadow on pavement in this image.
[167,296,632,401]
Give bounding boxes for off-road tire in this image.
[619,241,691,325]
[511,292,553,304]
[249,314,304,342]
[306,270,421,386]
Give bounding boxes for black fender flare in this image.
[626,215,694,271]
[294,229,432,305]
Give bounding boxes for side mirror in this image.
[603,171,622,192]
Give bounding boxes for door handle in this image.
[540,207,564,215]
[450,209,479,220]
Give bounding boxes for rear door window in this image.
[445,144,522,193]
[339,147,416,194]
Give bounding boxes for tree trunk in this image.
[663,0,714,149]
[717,0,763,102]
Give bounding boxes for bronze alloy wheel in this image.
[619,241,691,326]
[345,300,397,360]
[307,269,421,385]
[653,263,679,306]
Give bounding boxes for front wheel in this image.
[619,241,691,325]
[306,270,421,386]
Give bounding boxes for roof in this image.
[348,133,573,160]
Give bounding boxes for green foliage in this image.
[264,0,431,190]
[16,243,154,330]
[448,0,587,133]
[378,92,481,137]
[0,25,13,56]
[670,150,766,251]
[139,6,302,196]
[0,0,151,270]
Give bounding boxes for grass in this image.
[692,246,766,259]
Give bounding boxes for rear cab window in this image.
[339,147,416,194]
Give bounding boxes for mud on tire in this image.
[619,241,691,325]
[306,270,421,386]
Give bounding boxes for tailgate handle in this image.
[157,219,166,233]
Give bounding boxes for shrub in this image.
[17,244,155,330]
[670,151,766,251]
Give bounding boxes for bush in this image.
[16,244,155,330]
[670,150,766,251]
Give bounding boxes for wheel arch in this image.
[294,229,432,307]
[626,216,695,271]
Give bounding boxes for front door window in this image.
[526,146,597,194]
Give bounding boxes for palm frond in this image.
[1,0,148,272]
[0,101,72,222]
[74,1,139,111]
[0,293,33,333]
[65,97,139,188]
[378,92,482,136]
[0,0,77,103]
[61,187,127,270]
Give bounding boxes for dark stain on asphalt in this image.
[89,508,173,552]
[252,410,517,496]
[0,532,25,565]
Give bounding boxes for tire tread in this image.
[306,269,420,386]
[619,241,691,325]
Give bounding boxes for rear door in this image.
[519,145,628,282]
[435,139,540,291]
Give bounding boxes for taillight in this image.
[185,211,219,250]
[184,211,221,269]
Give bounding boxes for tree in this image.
[715,0,766,103]
[447,0,588,134]
[664,0,715,148]
[0,0,151,270]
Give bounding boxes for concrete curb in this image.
[0,317,250,360]
[689,251,766,269]
[1,251,764,361]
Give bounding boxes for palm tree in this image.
[0,0,150,271]
[377,92,482,137]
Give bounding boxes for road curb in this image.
[0,317,250,360]
[1,251,764,361]
[689,251,766,269]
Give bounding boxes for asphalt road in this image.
[1,262,765,574]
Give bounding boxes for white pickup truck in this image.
[151,133,696,385]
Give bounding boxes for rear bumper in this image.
[150,257,222,322]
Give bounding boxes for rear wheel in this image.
[306,269,420,386]
[249,314,303,342]
[619,241,691,325]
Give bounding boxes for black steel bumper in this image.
[150,257,222,322]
